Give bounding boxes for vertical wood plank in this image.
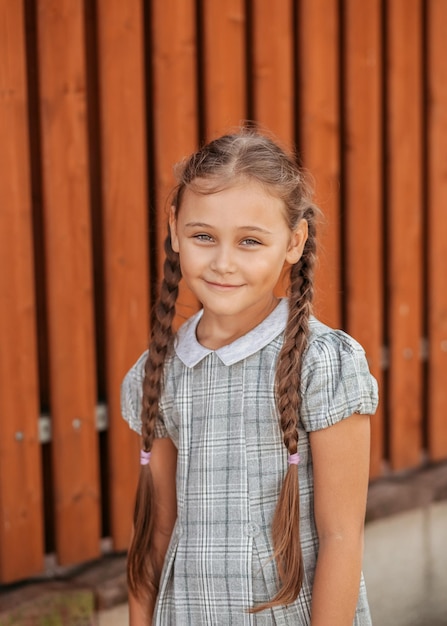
[0,0,44,582]
[251,0,294,147]
[37,0,100,563]
[151,0,199,327]
[96,0,149,549]
[202,0,247,139]
[298,0,341,328]
[427,0,447,460]
[386,0,423,469]
[343,0,384,476]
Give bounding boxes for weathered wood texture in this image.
[426,0,447,461]
[386,0,423,470]
[1,0,445,583]
[95,0,150,551]
[342,0,383,476]
[36,0,101,565]
[0,0,44,582]
[298,0,341,328]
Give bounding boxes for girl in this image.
[121,130,378,625]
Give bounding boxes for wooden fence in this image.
[1,0,446,585]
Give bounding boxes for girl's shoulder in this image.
[300,317,379,431]
[306,316,367,360]
[304,315,373,379]
[120,350,148,435]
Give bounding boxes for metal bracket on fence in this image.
[38,404,109,444]
[38,415,52,443]
[96,404,108,432]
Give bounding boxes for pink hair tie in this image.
[140,450,151,466]
[288,452,300,465]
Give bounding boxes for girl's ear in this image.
[286,219,308,265]
[169,206,180,253]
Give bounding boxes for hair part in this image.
[127,128,319,611]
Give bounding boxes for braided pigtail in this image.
[127,233,181,599]
[252,208,317,612]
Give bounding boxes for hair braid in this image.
[142,234,181,451]
[276,212,316,451]
[127,233,181,599]
[252,208,317,612]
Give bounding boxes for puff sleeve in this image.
[120,351,169,438]
[299,329,379,432]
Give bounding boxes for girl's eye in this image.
[241,238,262,247]
[193,233,214,242]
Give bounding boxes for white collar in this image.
[174,298,289,368]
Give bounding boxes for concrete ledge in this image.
[97,603,129,626]
[0,585,95,625]
[0,555,127,625]
[366,460,447,522]
[364,500,447,626]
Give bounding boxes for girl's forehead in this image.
[177,180,290,229]
[181,177,284,207]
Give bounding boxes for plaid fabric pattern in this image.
[121,300,378,625]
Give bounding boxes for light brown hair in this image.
[127,129,318,611]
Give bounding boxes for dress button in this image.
[245,521,260,537]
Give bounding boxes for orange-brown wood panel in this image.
[251,0,294,148]
[96,0,149,549]
[343,0,384,477]
[251,0,295,299]
[427,0,447,460]
[151,0,199,327]
[0,0,44,582]
[386,0,423,470]
[202,0,247,139]
[298,0,341,328]
[37,0,100,563]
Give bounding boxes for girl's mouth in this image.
[204,280,243,290]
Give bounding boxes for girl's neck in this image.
[196,296,280,350]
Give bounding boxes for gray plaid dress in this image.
[121,298,378,625]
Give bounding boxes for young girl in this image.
[121,130,378,625]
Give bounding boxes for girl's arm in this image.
[309,413,371,626]
[129,437,178,626]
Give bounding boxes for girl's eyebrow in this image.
[184,221,273,235]
[237,225,273,234]
[184,222,213,229]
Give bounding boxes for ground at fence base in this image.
[0,554,128,626]
[97,602,128,626]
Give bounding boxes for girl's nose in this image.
[210,245,236,274]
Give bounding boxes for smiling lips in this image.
[204,279,244,290]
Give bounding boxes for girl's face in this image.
[170,179,308,340]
